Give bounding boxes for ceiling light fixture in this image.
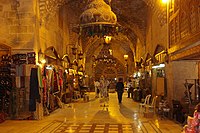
[73,0,121,37]
[94,43,116,65]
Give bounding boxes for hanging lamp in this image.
[73,0,121,37]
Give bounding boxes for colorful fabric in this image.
[42,77,47,103]
[37,67,43,88]
[53,69,59,93]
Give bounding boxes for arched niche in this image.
[153,44,167,64]
[153,44,166,56]
[44,46,61,65]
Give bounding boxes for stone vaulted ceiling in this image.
[67,0,148,40]
[39,0,149,63]
[64,0,148,63]
[112,0,147,45]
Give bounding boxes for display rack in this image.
[0,55,15,122]
[184,79,200,105]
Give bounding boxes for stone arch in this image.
[94,59,126,81]
[102,67,118,79]
[145,53,152,62]
[153,44,166,56]
[44,46,60,59]
[152,44,167,64]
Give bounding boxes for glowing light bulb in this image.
[162,0,169,4]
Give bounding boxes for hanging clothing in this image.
[29,68,40,112]
[42,77,47,103]
[53,69,59,93]
[37,67,43,88]
[50,70,54,93]
[59,78,63,93]
[46,69,52,108]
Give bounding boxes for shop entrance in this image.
[0,44,11,123]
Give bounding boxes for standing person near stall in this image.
[127,79,133,98]
[99,76,109,110]
[105,78,110,97]
[116,78,124,104]
[99,76,105,98]
[94,80,100,98]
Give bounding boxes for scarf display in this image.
[29,68,40,112]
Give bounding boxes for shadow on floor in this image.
[119,103,139,120]
[89,110,117,123]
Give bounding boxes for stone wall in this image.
[0,0,35,53]
[145,10,168,57]
[38,3,78,62]
[171,61,198,101]
[135,8,168,63]
[0,0,74,64]
[135,38,145,61]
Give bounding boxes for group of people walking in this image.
[94,76,127,104]
[94,76,110,98]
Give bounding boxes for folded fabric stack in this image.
[27,52,35,64]
[12,54,27,65]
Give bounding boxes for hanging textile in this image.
[37,67,43,88]
[50,70,54,93]
[42,77,47,103]
[29,68,40,112]
[46,69,53,107]
[53,69,59,93]
[58,69,63,93]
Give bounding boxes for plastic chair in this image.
[139,94,151,112]
[145,96,158,114]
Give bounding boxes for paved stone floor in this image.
[0,92,183,133]
[38,121,164,133]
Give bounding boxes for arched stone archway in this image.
[102,67,117,80]
[94,64,125,90]
[153,44,166,56]
[94,60,126,81]
[102,67,118,90]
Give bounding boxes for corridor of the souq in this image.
[0,0,200,133]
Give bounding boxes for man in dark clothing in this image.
[116,78,124,103]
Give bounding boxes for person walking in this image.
[116,78,124,104]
